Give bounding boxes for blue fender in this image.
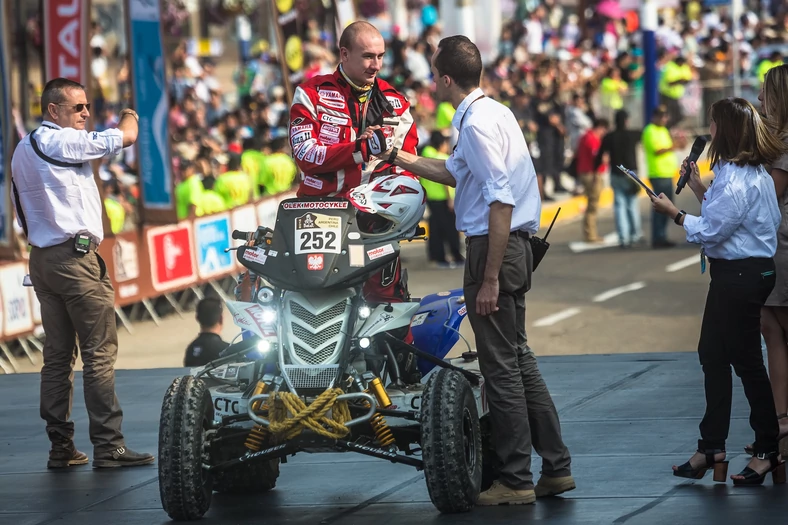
[410,288,469,375]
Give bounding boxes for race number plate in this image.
[294,212,341,255]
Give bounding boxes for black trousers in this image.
[698,257,779,455]
[464,231,571,489]
[426,200,463,263]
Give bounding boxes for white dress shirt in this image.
[683,161,780,259]
[10,122,124,248]
[445,88,541,236]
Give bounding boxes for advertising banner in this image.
[0,262,33,337]
[146,223,197,293]
[42,0,89,85]
[127,0,176,223]
[272,0,303,102]
[0,0,11,251]
[194,213,235,280]
[230,205,258,247]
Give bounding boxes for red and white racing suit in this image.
[288,68,419,305]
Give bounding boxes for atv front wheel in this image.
[158,376,214,521]
[420,368,482,513]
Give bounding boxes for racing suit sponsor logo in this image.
[303,176,324,190]
[291,131,312,145]
[314,146,327,165]
[386,96,403,109]
[291,117,305,126]
[319,133,340,145]
[320,113,350,126]
[319,98,346,110]
[296,139,316,160]
[317,89,343,100]
[282,200,349,210]
[305,145,318,163]
[290,124,312,135]
[320,123,340,137]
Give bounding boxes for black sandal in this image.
[744,414,788,455]
[673,448,728,482]
[732,451,786,486]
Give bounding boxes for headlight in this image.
[257,340,271,353]
[257,286,275,303]
[358,306,371,319]
[261,308,277,324]
[359,337,371,349]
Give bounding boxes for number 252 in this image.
[300,231,336,251]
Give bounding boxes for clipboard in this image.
[617,165,659,199]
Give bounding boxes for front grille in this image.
[283,365,339,390]
[294,342,338,365]
[290,301,348,329]
[292,322,342,349]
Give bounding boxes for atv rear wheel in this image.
[420,368,482,513]
[158,376,214,521]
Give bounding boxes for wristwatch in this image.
[121,109,139,122]
[674,209,686,225]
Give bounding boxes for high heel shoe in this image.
[744,414,788,455]
[673,449,728,482]
[732,452,786,486]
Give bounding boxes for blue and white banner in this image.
[0,0,12,247]
[194,213,235,279]
[127,0,174,216]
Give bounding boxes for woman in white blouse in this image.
[652,97,788,486]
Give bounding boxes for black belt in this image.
[34,237,99,251]
[466,230,531,241]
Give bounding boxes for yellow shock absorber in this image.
[245,380,270,452]
[365,376,395,448]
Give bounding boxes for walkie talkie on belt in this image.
[73,234,92,254]
[530,207,561,272]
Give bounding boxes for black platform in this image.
[2,353,787,525]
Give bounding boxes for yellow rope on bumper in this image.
[268,388,351,440]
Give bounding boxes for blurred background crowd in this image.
[8,0,788,241]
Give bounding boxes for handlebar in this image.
[232,230,252,241]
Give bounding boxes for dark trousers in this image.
[464,232,571,490]
[29,240,125,454]
[698,257,779,455]
[426,200,463,263]
[649,178,674,243]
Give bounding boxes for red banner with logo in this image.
[43,0,89,85]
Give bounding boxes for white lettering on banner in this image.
[290,124,312,135]
[0,263,34,336]
[303,176,324,190]
[314,146,327,165]
[367,244,395,261]
[291,131,312,145]
[113,238,140,283]
[119,283,139,299]
[243,247,267,265]
[317,89,343,100]
[320,113,350,126]
[320,124,340,137]
[386,96,403,109]
[45,0,84,83]
[282,201,348,210]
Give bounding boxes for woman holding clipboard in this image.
[651,97,788,485]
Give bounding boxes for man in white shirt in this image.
[10,78,154,469]
[378,36,574,506]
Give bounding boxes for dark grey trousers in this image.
[29,240,125,454]
[464,232,571,490]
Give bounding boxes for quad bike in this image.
[158,178,493,521]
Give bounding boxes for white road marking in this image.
[592,281,647,303]
[568,232,619,253]
[665,255,698,273]
[533,308,582,327]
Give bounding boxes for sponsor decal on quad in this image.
[367,244,395,261]
[214,397,241,415]
[308,254,324,271]
[410,312,429,327]
[282,201,348,210]
[386,96,403,109]
[268,250,278,257]
[314,146,327,165]
[303,176,323,190]
[245,305,277,337]
[458,305,467,316]
[290,124,312,135]
[243,247,267,265]
[320,113,350,126]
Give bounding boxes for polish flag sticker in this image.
[308,254,324,271]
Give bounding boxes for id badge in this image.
[700,248,706,274]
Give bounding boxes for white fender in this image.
[354,302,421,338]
[225,300,278,342]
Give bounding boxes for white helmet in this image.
[348,175,426,242]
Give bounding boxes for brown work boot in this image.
[535,474,576,497]
[93,446,155,468]
[47,438,89,469]
[476,480,536,506]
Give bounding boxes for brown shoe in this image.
[47,440,89,469]
[476,480,536,506]
[93,446,155,468]
[535,475,576,497]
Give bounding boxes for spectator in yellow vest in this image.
[659,55,693,128]
[195,176,228,216]
[420,131,464,268]
[174,158,203,220]
[259,137,298,196]
[758,51,784,84]
[214,153,253,208]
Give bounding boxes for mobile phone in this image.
[617,165,659,199]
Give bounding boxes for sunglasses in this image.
[56,103,91,112]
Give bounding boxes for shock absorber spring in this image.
[362,374,396,449]
[245,378,271,452]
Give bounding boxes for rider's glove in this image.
[356,126,394,162]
